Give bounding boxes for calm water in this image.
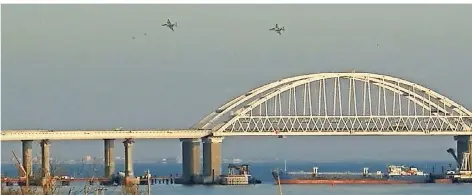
[2,161,471,194]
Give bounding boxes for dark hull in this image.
[453,178,472,183]
[277,179,427,184]
[429,174,472,184]
[272,170,431,185]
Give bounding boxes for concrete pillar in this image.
[469,136,472,171]
[123,138,135,177]
[180,138,200,184]
[40,139,51,178]
[21,140,33,178]
[202,136,224,180]
[104,139,115,178]
[454,135,472,171]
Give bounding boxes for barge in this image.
[272,165,431,184]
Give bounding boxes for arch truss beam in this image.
[218,116,472,135]
[194,73,472,136]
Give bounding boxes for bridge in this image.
[1,72,471,185]
[0,130,211,141]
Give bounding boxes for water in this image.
[3,181,471,195]
[2,161,471,194]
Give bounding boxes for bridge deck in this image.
[0,130,212,141]
[1,128,471,142]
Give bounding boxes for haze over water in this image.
[2,6,472,195]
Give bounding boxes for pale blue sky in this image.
[1,4,472,162]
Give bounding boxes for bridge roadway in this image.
[1,128,472,141]
[0,129,212,141]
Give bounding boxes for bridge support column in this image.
[180,138,200,184]
[454,135,472,171]
[123,138,135,178]
[40,139,51,179]
[202,136,224,183]
[21,140,33,178]
[104,139,115,178]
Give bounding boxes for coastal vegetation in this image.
[1,155,145,195]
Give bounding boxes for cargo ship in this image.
[272,165,431,184]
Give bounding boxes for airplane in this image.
[162,19,177,32]
[132,37,136,40]
[114,127,123,131]
[269,24,285,35]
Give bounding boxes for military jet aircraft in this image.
[269,24,285,35]
[162,19,177,32]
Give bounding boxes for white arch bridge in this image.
[3,72,471,184]
[194,72,472,137]
[1,72,472,141]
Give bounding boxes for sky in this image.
[1,4,472,163]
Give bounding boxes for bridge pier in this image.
[455,135,472,171]
[40,139,51,179]
[180,138,200,184]
[104,139,115,178]
[123,138,135,178]
[202,136,224,183]
[21,140,33,178]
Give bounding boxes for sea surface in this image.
[2,161,471,195]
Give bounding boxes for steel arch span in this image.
[193,72,472,136]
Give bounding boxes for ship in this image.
[272,165,431,184]
[218,164,262,185]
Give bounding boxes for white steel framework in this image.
[194,72,472,136]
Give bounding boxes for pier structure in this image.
[180,138,200,184]
[40,139,51,179]
[21,140,33,178]
[202,136,224,181]
[104,139,115,178]
[179,136,224,184]
[123,138,135,178]
[455,135,472,171]
[18,138,138,184]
